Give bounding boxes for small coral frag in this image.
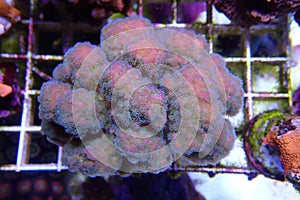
[263,117,300,178]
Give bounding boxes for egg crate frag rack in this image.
[0,1,294,178]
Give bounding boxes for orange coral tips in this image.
[0,83,12,97]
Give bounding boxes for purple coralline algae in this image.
[293,87,300,116]
[38,16,244,176]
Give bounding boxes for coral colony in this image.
[211,0,300,27]
[38,16,244,176]
[244,110,300,192]
[263,117,300,179]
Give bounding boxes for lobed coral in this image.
[38,16,244,176]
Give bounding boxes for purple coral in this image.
[38,16,244,176]
[293,87,300,116]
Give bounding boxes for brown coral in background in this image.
[210,0,300,27]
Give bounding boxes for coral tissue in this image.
[0,0,21,35]
[263,117,300,177]
[38,16,244,176]
[211,0,300,27]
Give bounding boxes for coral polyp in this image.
[38,16,244,176]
